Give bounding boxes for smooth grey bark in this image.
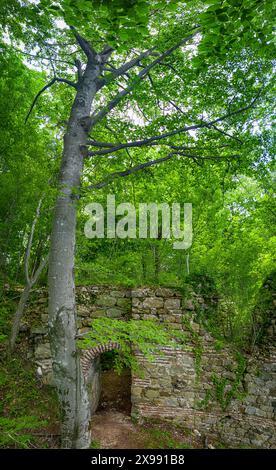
[48,58,101,449]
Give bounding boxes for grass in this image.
[137,418,200,449]
[0,347,60,448]
[142,427,192,449]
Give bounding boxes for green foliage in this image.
[78,317,183,372]
[0,348,60,448]
[181,315,203,379]
[249,270,276,348]
[197,0,276,64]
[199,352,247,411]
[0,415,47,448]
[0,291,17,344]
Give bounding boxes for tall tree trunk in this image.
[48,61,99,449]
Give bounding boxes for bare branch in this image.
[32,252,49,285]
[159,61,186,83]
[168,100,187,115]
[101,47,158,85]
[209,124,243,144]
[90,31,199,126]
[86,154,174,189]
[87,140,231,153]
[100,44,115,64]
[10,46,75,66]
[87,140,117,148]
[57,77,78,88]
[88,94,260,151]
[25,77,77,123]
[85,152,239,190]
[87,140,162,156]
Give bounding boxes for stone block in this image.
[91,308,106,318]
[95,295,117,307]
[78,305,90,317]
[164,298,181,309]
[107,307,123,318]
[31,326,48,335]
[132,387,143,398]
[131,289,146,298]
[116,298,131,308]
[183,299,195,310]
[41,314,48,323]
[143,297,164,309]
[35,343,51,359]
[145,389,160,399]
[156,288,179,297]
[110,290,126,298]
[164,397,179,407]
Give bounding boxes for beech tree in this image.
[1,0,274,449]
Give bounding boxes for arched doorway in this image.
[98,350,131,414]
[81,343,131,415]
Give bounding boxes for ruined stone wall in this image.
[27,285,275,448]
[130,287,275,448]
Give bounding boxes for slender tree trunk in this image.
[141,250,147,282]
[10,283,32,349]
[10,197,48,351]
[48,60,100,449]
[153,244,160,283]
[186,251,190,275]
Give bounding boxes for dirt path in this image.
[91,411,146,449]
[90,369,205,449]
[91,368,146,448]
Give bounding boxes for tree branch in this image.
[87,94,259,151]
[24,196,44,285]
[74,59,83,80]
[90,31,199,126]
[209,124,243,144]
[70,25,96,59]
[25,77,77,123]
[32,252,49,285]
[85,152,239,190]
[86,154,174,189]
[10,46,75,66]
[87,140,168,156]
[101,47,158,86]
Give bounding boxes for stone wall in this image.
[130,287,275,448]
[27,285,276,448]
[29,285,131,384]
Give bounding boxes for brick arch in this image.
[81,341,121,380]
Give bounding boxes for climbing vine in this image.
[181,315,203,380]
[78,317,185,373]
[198,352,247,411]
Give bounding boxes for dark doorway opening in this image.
[98,351,131,415]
